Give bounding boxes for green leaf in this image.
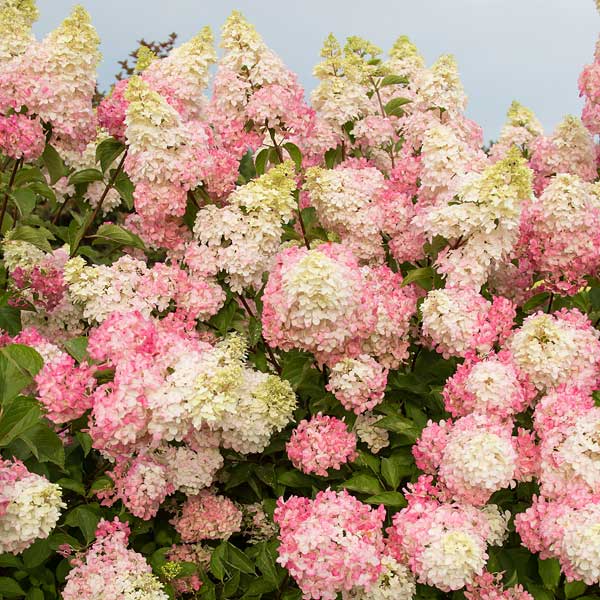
[375,415,420,440]
[210,542,227,580]
[64,505,101,543]
[356,449,380,475]
[56,478,85,495]
[69,168,104,186]
[248,317,262,347]
[22,538,52,569]
[538,558,561,591]
[380,74,409,87]
[341,473,383,495]
[277,470,315,488]
[0,302,21,336]
[256,543,278,585]
[0,397,42,447]
[76,431,93,457]
[381,453,414,489]
[10,225,54,252]
[402,266,435,290]
[64,336,89,364]
[20,423,65,468]
[565,581,587,599]
[0,554,22,568]
[281,590,303,600]
[96,137,125,173]
[527,584,555,600]
[226,543,255,574]
[90,223,146,250]
[25,589,44,600]
[222,570,240,598]
[114,170,134,210]
[42,144,67,184]
[283,142,302,169]
[0,343,44,404]
[522,292,550,313]
[13,166,45,188]
[0,577,25,597]
[364,491,407,507]
[384,97,412,117]
[11,188,36,217]
[255,148,270,176]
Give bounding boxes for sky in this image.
[34,0,599,141]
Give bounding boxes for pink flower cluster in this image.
[62,518,168,599]
[171,490,242,542]
[275,489,386,600]
[286,414,357,476]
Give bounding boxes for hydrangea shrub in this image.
[0,1,600,599]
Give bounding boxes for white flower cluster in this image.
[0,468,65,554]
[193,161,297,292]
[344,555,416,600]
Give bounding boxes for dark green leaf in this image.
[210,542,227,580]
[283,142,302,169]
[64,337,89,364]
[364,491,407,507]
[565,581,587,599]
[20,424,65,468]
[114,170,134,210]
[277,470,315,488]
[256,543,278,585]
[402,266,435,290]
[69,168,104,186]
[64,505,101,543]
[96,137,125,173]
[76,431,93,457]
[226,543,255,574]
[22,538,52,569]
[90,223,146,250]
[538,558,561,591]
[0,577,25,597]
[25,589,44,600]
[381,453,413,489]
[255,148,269,176]
[375,415,420,440]
[11,188,36,217]
[380,74,409,87]
[42,145,67,184]
[0,397,42,447]
[10,225,54,252]
[384,97,412,117]
[341,473,383,495]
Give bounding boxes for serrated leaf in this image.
[277,470,315,488]
[341,473,383,495]
[64,505,101,543]
[0,577,25,597]
[20,423,65,468]
[90,223,146,250]
[42,145,67,184]
[10,224,54,252]
[114,170,134,210]
[565,581,587,599]
[384,97,412,117]
[374,415,420,440]
[0,397,41,447]
[22,538,52,569]
[11,188,36,217]
[380,74,409,87]
[538,558,561,591]
[96,137,125,173]
[226,543,255,574]
[402,266,434,290]
[364,491,407,507]
[64,336,89,364]
[76,431,93,457]
[210,542,227,580]
[69,168,104,186]
[256,543,278,585]
[255,148,270,176]
[381,453,413,489]
[283,142,302,169]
